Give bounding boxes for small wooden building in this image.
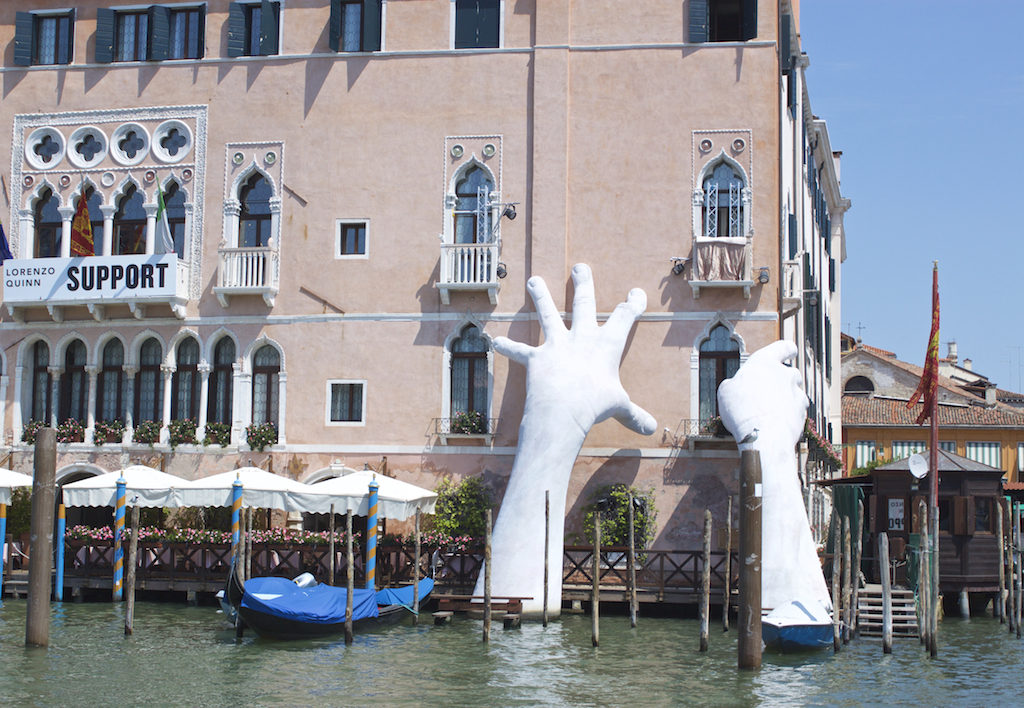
[826,449,1005,613]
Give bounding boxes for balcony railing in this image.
[437,242,500,305]
[434,416,498,445]
[689,236,754,298]
[214,246,279,307]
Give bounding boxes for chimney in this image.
[963,358,972,371]
[947,341,957,364]
[986,386,996,407]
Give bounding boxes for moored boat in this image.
[761,598,833,651]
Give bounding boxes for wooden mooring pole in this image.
[543,491,549,628]
[1015,502,1022,639]
[125,504,141,635]
[627,492,637,629]
[722,496,732,632]
[329,503,336,586]
[831,514,841,653]
[700,509,712,652]
[842,516,851,645]
[413,507,421,625]
[591,510,600,648]
[345,510,354,645]
[853,500,864,636]
[879,532,892,654]
[737,450,762,670]
[483,508,492,644]
[26,428,56,647]
[1006,501,1015,636]
[996,498,1005,623]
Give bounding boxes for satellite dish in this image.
[908,453,929,479]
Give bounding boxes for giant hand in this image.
[717,340,832,612]
[476,264,655,617]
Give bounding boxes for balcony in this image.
[669,418,736,452]
[689,236,754,299]
[437,242,500,305]
[782,259,802,316]
[434,416,498,446]
[214,246,279,307]
[2,254,188,322]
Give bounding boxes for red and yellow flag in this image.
[908,263,939,425]
[70,194,94,257]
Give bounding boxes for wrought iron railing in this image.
[434,417,499,436]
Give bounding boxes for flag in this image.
[0,219,13,264]
[155,183,175,254]
[908,263,939,425]
[70,194,94,257]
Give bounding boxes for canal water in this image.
[0,599,1021,707]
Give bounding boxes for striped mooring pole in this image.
[55,503,66,601]
[0,503,7,601]
[230,475,243,568]
[366,479,379,590]
[113,477,126,601]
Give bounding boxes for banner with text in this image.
[3,254,179,304]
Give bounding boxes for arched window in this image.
[239,173,273,247]
[34,188,62,258]
[208,338,235,425]
[58,340,88,423]
[97,339,124,422]
[450,324,488,417]
[252,345,280,426]
[171,337,200,421]
[134,338,163,423]
[164,181,187,259]
[114,184,146,255]
[844,375,874,394]
[30,341,51,423]
[699,325,740,421]
[453,166,494,244]
[702,161,745,238]
[85,187,104,255]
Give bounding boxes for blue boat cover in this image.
[241,576,379,624]
[376,578,434,607]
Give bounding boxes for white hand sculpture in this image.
[718,340,832,612]
[475,263,655,617]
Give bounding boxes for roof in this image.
[875,448,1003,473]
[842,394,1024,428]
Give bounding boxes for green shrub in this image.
[451,410,486,434]
[56,418,85,443]
[168,419,198,448]
[431,476,494,539]
[581,484,657,548]
[246,422,278,451]
[93,419,126,445]
[21,420,46,445]
[203,421,231,447]
[132,420,162,446]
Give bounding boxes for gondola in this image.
[225,569,434,640]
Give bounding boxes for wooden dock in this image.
[856,583,920,639]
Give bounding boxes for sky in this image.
[798,2,1024,393]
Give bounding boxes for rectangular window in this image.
[228,1,280,57]
[964,441,1001,469]
[336,220,368,258]
[854,440,876,469]
[116,11,149,62]
[1018,442,1023,473]
[939,440,957,454]
[891,440,926,460]
[455,0,499,49]
[688,0,756,43]
[327,381,365,425]
[14,11,74,66]
[330,0,381,52]
[169,7,205,59]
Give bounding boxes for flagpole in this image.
[928,261,939,658]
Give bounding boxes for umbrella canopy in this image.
[292,469,437,520]
[61,465,189,508]
[0,468,34,506]
[178,467,313,511]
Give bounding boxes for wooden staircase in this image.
[856,584,919,638]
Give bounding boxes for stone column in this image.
[144,202,158,255]
[85,365,99,444]
[48,366,61,428]
[160,364,174,444]
[197,362,211,442]
[12,365,24,444]
[100,204,116,256]
[0,375,8,447]
[19,208,35,259]
[123,365,137,443]
[232,362,247,447]
[58,205,74,257]
[276,371,287,445]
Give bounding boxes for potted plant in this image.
[132,419,162,446]
[20,419,46,445]
[245,421,278,451]
[203,421,232,448]
[451,410,486,435]
[168,418,198,449]
[93,419,126,445]
[56,418,85,443]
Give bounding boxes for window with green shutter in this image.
[455,0,499,49]
[690,0,757,43]
[14,11,74,66]
[228,1,280,57]
[329,0,381,52]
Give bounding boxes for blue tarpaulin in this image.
[376,578,434,608]
[241,576,379,624]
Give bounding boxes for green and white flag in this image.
[155,183,176,254]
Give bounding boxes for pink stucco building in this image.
[0,0,847,547]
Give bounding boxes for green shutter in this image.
[95,8,116,64]
[741,0,757,41]
[227,3,246,57]
[788,212,798,260]
[149,5,170,61]
[14,12,35,66]
[689,0,708,43]
[454,0,476,49]
[476,0,499,48]
[329,0,343,52]
[259,1,280,55]
[780,13,791,75]
[362,0,382,52]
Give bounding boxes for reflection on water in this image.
[0,599,1021,707]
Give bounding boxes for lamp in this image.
[496,262,508,279]
[502,203,517,220]
[670,257,689,276]
[758,266,770,284]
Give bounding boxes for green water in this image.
[0,599,1021,707]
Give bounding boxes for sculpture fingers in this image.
[748,339,798,367]
[612,399,658,436]
[602,288,647,349]
[569,263,598,334]
[493,336,534,365]
[526,276,567,342]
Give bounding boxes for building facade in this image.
[0,0,847,547]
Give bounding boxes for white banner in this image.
[2,254,178,304]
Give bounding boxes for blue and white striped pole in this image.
[230,475,243,570]
[55,503,66,601]
[366,479,379,590]
[113,477,126,601]
[0,503,7,602]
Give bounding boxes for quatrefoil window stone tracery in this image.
[34,135,61,164]
[161,128,188,156]
[119,131,145,159]
[76,134,103,161]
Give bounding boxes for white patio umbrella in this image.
[177,467,314,511]
[291,469,437,521]
[61,465,189,508]
[0,468,34,506]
